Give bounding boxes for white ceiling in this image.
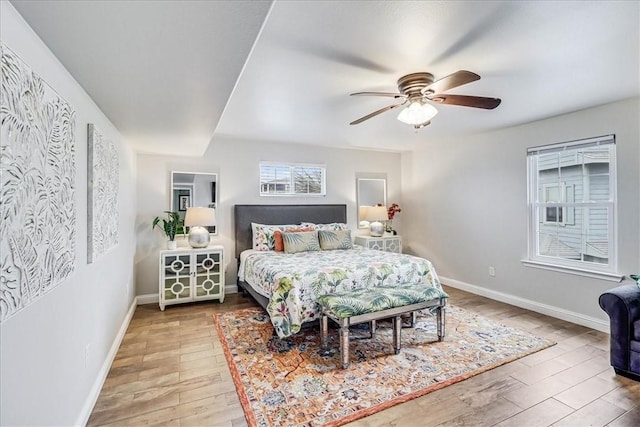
[11,1,640,155]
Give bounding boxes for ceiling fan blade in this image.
[421,70,480,95]
[430,94,501,109]
[350,91,406,98]
[350,103,403,125]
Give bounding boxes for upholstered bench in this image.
[318,284,448,369]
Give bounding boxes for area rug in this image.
[214,306,555,427]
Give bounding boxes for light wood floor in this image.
[87,286,640,427]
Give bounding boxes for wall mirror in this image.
[356,177,387,228]
[171,171,218,235]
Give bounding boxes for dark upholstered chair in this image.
[599,283,640,381]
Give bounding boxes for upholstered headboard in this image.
[234,204,347,260]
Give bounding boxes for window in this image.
[259,162,326,196]
[542,183,575,225]
[526,135,617,276]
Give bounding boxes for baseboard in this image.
[136,284,239,306]
[440,276,609,333]
[75,297,138,426]
[136,293,158,305]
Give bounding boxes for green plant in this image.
[152,211,183,241]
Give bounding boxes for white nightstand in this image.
[158,245,225,310]
[355,235,402,253]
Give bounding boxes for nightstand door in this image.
[162,253,193,304]
[193,250,224,302]
[384,238,402,253]
[367,238,385,251]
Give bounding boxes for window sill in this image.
[521,259,624,282]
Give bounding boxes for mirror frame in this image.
[356,176,387,228]
[170,171,218,236]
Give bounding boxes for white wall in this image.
[0,3,137,425]
[135,138,402,296]
[402,97,640,329]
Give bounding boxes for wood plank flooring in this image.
[87,287,640,426]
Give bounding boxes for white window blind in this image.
[526,135,617,273]
[260,162,326,196]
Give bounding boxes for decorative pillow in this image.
[274,227,315,252]
[304,222,348,231]
[282,230,321,254]
[318,229,353,250]
[251,223,298,251]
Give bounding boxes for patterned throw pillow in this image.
[274,227,315,252]
[251,223,298,251]
[303,222,348,231]
[318,229,353,250]
[282,230,321,254]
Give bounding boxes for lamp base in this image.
[188,226,210,248]
[369,221,384,237]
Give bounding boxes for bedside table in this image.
[354,235,402,253]
[158,245,225,310]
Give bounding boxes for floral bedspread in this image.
[240,246,442,338]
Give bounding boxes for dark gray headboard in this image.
[234,204,347,260]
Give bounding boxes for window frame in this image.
[259,161,327,197]
[524,135,621,280]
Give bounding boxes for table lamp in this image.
[184,207,216,248]
[365,206,388,237]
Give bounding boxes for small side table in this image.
[158,245,225,310]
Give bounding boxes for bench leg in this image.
[370,320,377,338]
[437,305,446,341]
[339,325,350,369]
[393,315,402,354]
[320,315,328,349]
[319,315,333,357]
[411,311,417,327]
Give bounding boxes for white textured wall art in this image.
[87,124,119,263]
[0,43,76,323]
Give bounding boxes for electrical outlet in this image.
[489,266,496,277]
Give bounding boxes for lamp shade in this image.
[365,206,388,222]
[397,101,438,125]
[184,207,216,227]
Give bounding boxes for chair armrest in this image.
[599,284,640,370]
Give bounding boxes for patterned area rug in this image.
[214,306,555,427]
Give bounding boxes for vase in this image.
[167,240,177,250]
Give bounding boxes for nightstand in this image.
[354,235,402,253]
[158,245,225,310]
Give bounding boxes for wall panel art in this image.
[0,43,76,323]
[87,124,119,263]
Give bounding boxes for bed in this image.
[234,204,442,338]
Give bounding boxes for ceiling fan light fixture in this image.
[397,101,438,125]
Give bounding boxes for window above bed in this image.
[259,162,326,196]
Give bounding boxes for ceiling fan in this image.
[350,70,501,129]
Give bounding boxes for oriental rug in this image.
[214,306,555,427]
